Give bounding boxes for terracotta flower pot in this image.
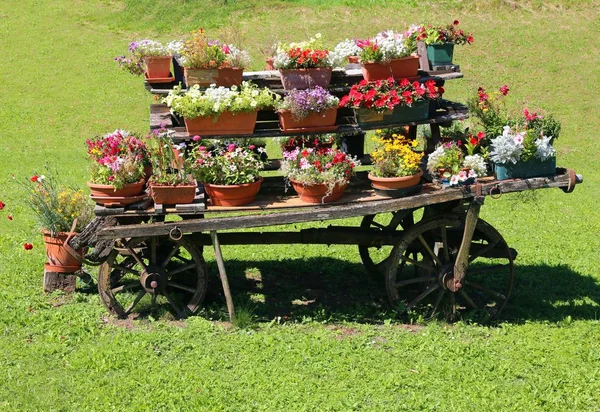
[184,67,243,87]
[203,178,262,207]
[368,170,423,190]
[360,62,394,82]
[290,179,348,204]
[184,110,258,136]
[87,181,145,203]
[144,56,172,79]
[279,68,332,90]
[278,107,338,133]
[149,182,197,205]
[265,58,275,71]
[42,230,83,273]
[347,56,360,64]
[361,56,419,82]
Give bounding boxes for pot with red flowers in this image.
[407,21,474,67]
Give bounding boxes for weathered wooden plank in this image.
[98,172,576,239]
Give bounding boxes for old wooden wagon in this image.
[69,56,583,322]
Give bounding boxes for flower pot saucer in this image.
[90,193,148,207]
[280,125,339,134]
[144,72,175,84]
[372,183,422,199]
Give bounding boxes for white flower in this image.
[450,175,459,186]
[513,133,525,145]
[38,175,46,182]
[463,154,487,176]
[535,135,556,161]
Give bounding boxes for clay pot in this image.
[368,170,423,190]
[347,56,360,64]
[278,108,338,133]
[290,179,348,204]
[149,182,197,205]
[361,56,420,82]
[184,111,257,136]
[203,178,262,207]
[87,181,145,201]
[144,56,172,79]
[279,68,332,90]
[265,57,275,71]
[42,231,83,273]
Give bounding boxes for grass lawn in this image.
[1,0,599,410]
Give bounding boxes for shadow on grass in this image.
[202,258,600,324]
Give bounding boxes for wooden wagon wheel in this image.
[358,209,416,277]
[385,216,515,320]
[98,236,208,319]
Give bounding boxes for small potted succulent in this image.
[191,141,266,206]
[368,129,424,191]
[86,130,148,205]
[340,78,441,126]
[280,147,360,203]
[145,128,197,205]
[115,39,179,81]
[18,169,93,274]
[408,20,474,67]
[179,28,251,87]
[490,126,556,180]
[163,81,278,136]
[272,34,334,90]
[356,30,420,81]
[275,86,340,132]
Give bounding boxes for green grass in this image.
[1,0,600,410]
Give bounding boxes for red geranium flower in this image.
[499,84,510,96]
[454,20,459,25]
[24,243,33,250]
[30,175,39,182]
[0,201,5,210]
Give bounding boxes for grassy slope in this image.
[1,0,599,410]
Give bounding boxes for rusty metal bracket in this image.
[489,184,502,200]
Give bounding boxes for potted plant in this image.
[490,126,556,180]
[272,34,334,90]
[86,130,148,205]
[191,141,266,206]
[145,128,197,205]
[340,78,441,126]
[280,147,360,203]
[426,141,487,186]
[277,134,335,153]
[330,38,362,66]
[368,129,424,190]
[115,39,179,81]
[179,28,250,87]
[19,170,93,274]
[409,20,474,67]
[356,30,420,81]
[276,86,340,133]
[163,82,278,136]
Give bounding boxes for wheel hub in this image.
[439,264,462,292]
[140,265,167,294]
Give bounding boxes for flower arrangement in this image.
[370,130,423,178]
[427,141,487,185]
[272,34,333,69]
[179,28,250,69]
[191,142,265,185]
[427,142,464,175]
[115,40,179,76]
[277,134,335,151]
[410,20,474,45]
[340,78,441,113]
[330,39,362,67]
[18,169,93,234]
[356,30,415,63]
[281,147,360,186]
[276,86,339,121]
[489,126,555,165]
[145,128,193,186]
[163,82,278,120]
[86,130,148,189]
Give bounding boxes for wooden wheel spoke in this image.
[111,282,141,294]
[467,264,510,276]
[395,275,435,288]
[173,254,191,264]
[167,262,196,276]
[464,281,507,300]
[440,226,450,263]
[149,237,157,266]
[125,290,146,315]
[168,281,197,294]
[402,256,436,273]
[417,235,443,267]
[124,245,148,272]
[406,283,439,311]
[160,245,181,269]
[468,239,500,263]
[163,291,185,318]
[112,264,140,276]
[430,289,446,318]
[459,290,478,310]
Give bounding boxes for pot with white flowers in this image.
[192,142,266,207]
[146,129,197,205]
[490,126,556,180]
[115,39,179,81]
[163,82,278,137]
[426,141,488,186]
[276,86,339,133]
[280,147,360,204]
